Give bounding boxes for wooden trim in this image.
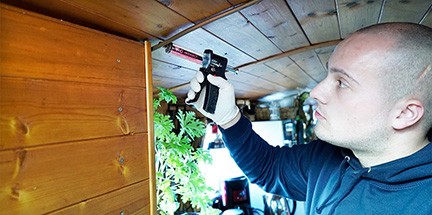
[151,0,262,51]
[144,41,157,215]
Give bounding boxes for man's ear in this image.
[392,99,425,130]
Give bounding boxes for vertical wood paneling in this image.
[144,41,157,215]
[337,0,383,38]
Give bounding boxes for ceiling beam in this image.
[151,0,262,51]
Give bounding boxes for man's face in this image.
[310,33,396,152]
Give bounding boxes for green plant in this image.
[153,87,220,215]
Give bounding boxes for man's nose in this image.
[310,79,328,104]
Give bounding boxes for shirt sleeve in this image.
[219,114,328,201]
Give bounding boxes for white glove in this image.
[186,71,239,125]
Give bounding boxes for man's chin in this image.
[314,127,336,145]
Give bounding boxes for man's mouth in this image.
[314,109,326,120]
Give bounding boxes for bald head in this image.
[349,22,432,134]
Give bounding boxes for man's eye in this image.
[337,80,348,88]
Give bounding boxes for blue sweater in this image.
[220,115,432,215]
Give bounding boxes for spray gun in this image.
[165,43,237,114]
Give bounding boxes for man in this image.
[187,22,431,214]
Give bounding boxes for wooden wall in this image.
[0,4,155,214]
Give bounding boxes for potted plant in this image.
[153,87,220,215]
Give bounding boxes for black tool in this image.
[165,43,230,114]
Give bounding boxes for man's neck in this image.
[353,136,429,168]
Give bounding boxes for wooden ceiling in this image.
[5,0,432,102]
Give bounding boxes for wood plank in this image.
[240,0,309,51]
[0,4,145,88]
[144,41,157,215]
[264,57,316,87]
[152,59,197,82]
[287,0,340,43]
[3,0,192,39]
[314,45,336,70]
[227,73,283,98]
[227,71,288,92]
[380,0,432,23]
[228,0,250,6]
[0,134,149,214]
[337,0,383,38]
[234,40,341,70]
[51,180,150,215]
[203,12,282,59]
[0,77,147,150]
[152,28,255,68]
[289,50,327,82]
[239,64,298,90]
[152,75,190,94]
[1,1,152,40]
[421,7,432,27]
[159,0,234,22]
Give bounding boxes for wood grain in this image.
[289,50,327,82]
[51,180,150,215]
[337,0,383,38]
[314,45,336,70]
[152,59,197,82]
[0,134,149,214]
[264,57,316,88]
[152,28,255,68]
[1,0,152,40]
[159,0,234,22]
[0,76,147,150]
[144,41,157,215]
[380,0,432,23]
[2,0,428,101]
[2,0,192,39]
[203,12,282,59]
[241,0,309,51]
[0,5,145,88]
[240,64,299,90]
[287,0,340,43]
[421,7,432,27]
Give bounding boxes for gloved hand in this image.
[186,71,239,126]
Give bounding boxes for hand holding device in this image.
[186,71,239,125]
